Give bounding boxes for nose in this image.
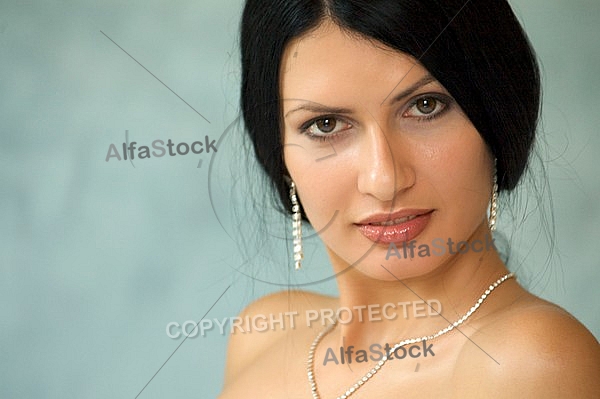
[356,123,415,201]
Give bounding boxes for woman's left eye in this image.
[403,95,450,121]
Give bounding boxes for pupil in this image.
[317,118,336,133]
[417,98,436,114]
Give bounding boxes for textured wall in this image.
[0,0,598,397]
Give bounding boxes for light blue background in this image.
[1,1,598,398]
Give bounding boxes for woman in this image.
[219,0,600,397]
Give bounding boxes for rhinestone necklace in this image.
[307,272,515,399]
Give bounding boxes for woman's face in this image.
[280,22,495,280]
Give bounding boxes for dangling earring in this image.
[289,181,303,270]
[488,159,499,232]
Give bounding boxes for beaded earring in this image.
[289,181,303,270]
[489,159,499,231]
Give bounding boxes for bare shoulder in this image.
[456,295,600,398]
[222,289,337,387]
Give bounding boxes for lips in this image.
[355,210,433,244]
[368,215,418,226]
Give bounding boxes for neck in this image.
[324,225,510,352]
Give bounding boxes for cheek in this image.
[283,148,353,232]
[423,125,492,222]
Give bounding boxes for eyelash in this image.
[298,93,453,142]
[403,94,452,122]
[299,116,350,142]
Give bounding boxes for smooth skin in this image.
[219,22,600,398]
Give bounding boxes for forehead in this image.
[279,22,431,106]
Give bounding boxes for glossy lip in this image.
[355,209,433,244]
[356,209,433,225]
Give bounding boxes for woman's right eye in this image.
[300,116,352,141]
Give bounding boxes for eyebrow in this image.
[284,103,353,118]
[386,74,437,106]
[284,74,438,118]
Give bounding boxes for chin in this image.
[329,238,448,281]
